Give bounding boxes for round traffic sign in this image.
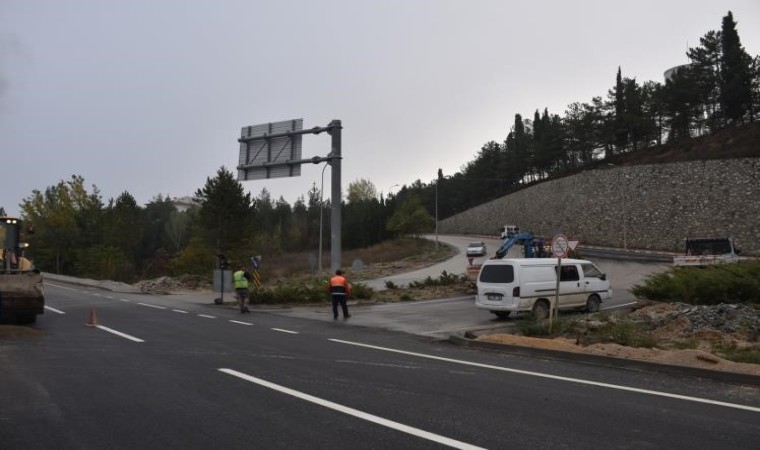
[552,234,569,258]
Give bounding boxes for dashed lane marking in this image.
[229,320,253,326]
[272,328,299,334]
[95,325,145,343]
[137,302,167,310]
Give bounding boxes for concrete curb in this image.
[42,272,142,294]
[448,334,760,387]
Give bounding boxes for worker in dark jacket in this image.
[328,269,351,320]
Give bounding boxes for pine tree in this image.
[613,67,628,154]
[720,11,754,124]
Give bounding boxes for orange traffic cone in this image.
[86,307,98,327]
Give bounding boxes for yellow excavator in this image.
[0,217,44,324]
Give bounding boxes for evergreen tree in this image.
[612,67,628,154]
[720,11,754,124]
[688,30,723,132]
[193,166,253,261]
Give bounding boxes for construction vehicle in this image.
[0,217,44,324]
[466,232,546,282]
[494,232,547,258]
[673,237,741,267]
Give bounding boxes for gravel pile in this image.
[136,275,212,294]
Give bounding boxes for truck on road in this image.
[672,237,741,267]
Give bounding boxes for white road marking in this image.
[198,314,216,319]
[172,309,189,314]
[329,339,760,414]
[137,302,166,310]
[119,298,131,302]
[219,368,484,450]
[44,306,65,314]
[45,283,79,291]
[601,301,637,311]
[94,325,145,342]
[229,320,253,326]
[105,295,115,299]
[271,328,299,334]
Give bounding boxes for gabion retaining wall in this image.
[439,158,760,255]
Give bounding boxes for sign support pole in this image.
[328,120,342,273]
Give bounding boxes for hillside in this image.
[611,122,760,166]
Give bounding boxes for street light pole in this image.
[318,162,328,273]
[435,179,439,247]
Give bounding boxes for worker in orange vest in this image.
[328,269,351,320]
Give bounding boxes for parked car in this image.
[466,241,487,257]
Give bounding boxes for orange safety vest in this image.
[328,275,351,297]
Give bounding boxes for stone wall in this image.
[439,158,760,256]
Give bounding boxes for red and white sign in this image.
[552,234,569,258]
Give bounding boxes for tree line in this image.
[419,11,758,220]
[6,11,757,281]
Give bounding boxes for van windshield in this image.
[479,265,514,283]
[581,263,603,278]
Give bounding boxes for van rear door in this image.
[476,263,516,308]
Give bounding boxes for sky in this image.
[1,0,759,217]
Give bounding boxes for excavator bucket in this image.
[0,272,45,324]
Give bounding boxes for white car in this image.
[466,241,487,257]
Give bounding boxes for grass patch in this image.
[713,343,760,364]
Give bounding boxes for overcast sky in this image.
[1,1,759,216]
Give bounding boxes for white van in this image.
[475,258,612,319]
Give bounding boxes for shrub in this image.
[250,278,374,305]
[408,271,466,289]
[631,261,760,305]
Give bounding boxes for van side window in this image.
[479,265,514,283]
[558,265,579,281]
[581,263,603,278]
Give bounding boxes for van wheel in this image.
[532,300,550,319]
[586,295,601,313]
[493,311,510,319]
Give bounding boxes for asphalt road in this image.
[2,279,760,449]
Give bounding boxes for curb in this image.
[448,334,760,387]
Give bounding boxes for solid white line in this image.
[198,314,216,319]
[601,301,638,311]
[229,320,253,326]
[271,328,299,334]
[329,339,760,414]
[218,368,484,450]
[95,325,145,342]
[44,306,65,314]
[137,302,166,310]
[45,283,79,291]
[172,309,189,314]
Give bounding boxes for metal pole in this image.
[435,179,439,247]
[328,120,342,272]
[318,162,328,273]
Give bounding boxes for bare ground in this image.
[477,301,760,377]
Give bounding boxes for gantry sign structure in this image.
[237,119,343,272]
